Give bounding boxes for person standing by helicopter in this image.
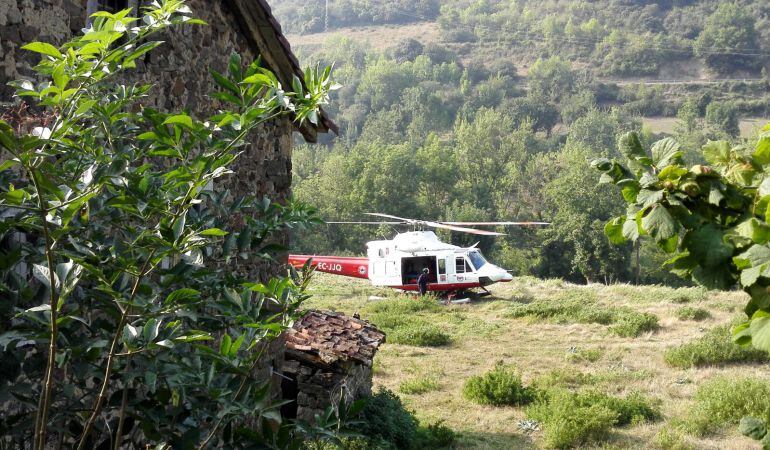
[417,267,430,296]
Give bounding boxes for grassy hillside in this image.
[304,274,770,449]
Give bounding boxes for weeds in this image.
[526,389,661,448]
[675,306,711,321]
[664,325,770,368]
[462,363,535,406]
[388,324,451,347]
[526,390,617,449]
[685,376,770,436]
[566,347,603,363]
[399,376,440,395]
[507,291,659,337]
[653,426,695,450]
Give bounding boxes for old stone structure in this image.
[282,310,386,422]
[0,0,336,278]
[1,0,344,413]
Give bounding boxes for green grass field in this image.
[303,273,770,449]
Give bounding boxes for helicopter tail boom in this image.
[289,255,370,279]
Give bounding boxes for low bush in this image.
[508,293,658,337]
[527,389,661,448]
[399,376,440,395]
[357,388,419,450]
[609,310,659,337]
[388,324,451,347]
[653,426,695,450]
[526,390,617,449]
[462,363,535,406]
[686,376,770,436]
[664,325,770,368]
[415,421,456,449]
[675,306,711,321]
[352,389,457,450]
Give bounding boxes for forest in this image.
[276,0,770,285]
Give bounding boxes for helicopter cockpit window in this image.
[455,257,466,274]
[468,251,487,269]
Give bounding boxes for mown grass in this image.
[664,325,770,368]
[685,376,770,436]
[507,291,659,337]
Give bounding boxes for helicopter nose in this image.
[500,271,513,282]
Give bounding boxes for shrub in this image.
[399,376,440,395]
[357,388,419,450]
[388,324,451,347]
[664,325,770,368]
[608,310,659,337]
[675,306,711,321]
[526,390,617,449]
[686,376,770,436]
[415,421,456,449]
[653,426,695,450]
[462,363,534,406]
[527,389,660,448]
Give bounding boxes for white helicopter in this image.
[289,214,548,296]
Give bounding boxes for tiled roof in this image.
[286,310,386,367]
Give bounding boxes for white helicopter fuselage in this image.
[365,231,512,291]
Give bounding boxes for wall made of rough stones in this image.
[0,0,294,282]
[289,362,373,423]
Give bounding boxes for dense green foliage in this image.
[352,388,456,450]
[595,129,770,351]
[0,2,339,448]
[664,325,770,368]
[462,363,534,406]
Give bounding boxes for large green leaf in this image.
[734,218,770,245]
[618,132,647,161]
[684,225,733,269]
[604,217,626,245]
[21,42,62,59]
[753,135,770,165]
[641,205,678,241]
[749,311,770,351]
[651,138,683,168]
[702,140,731,166]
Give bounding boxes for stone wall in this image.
[0,0,295,281]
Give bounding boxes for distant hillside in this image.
[275,0,770,79]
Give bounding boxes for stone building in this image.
[0,0,336,279]
[0,0,347,417]
[282,310,386,422]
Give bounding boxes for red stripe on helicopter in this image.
[393,282,482,292]
[289,255,370,279]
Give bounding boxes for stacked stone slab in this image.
[283,310,386,422]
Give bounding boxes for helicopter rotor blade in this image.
[423,220,506,236]
[365,212,415,223]
[325,221,405,225]
[442,221,550,226]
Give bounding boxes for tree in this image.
[527,56,574,102]
[705,101,740,138]
[0,2,340,447]
[694,3,760,73]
